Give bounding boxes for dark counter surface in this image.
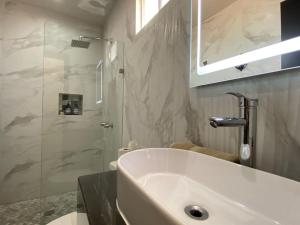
[78,171,126,225]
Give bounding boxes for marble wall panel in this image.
[104,0,193,149]
[1,0,300,207]
[105,0,190,145]
[190,70,300,181]
[0,0,44,204]
[104,0,300,182]
[41,10,105,197]
[0,0,109,204]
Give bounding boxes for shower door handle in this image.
[100,122,113,128]
[104,123,113,128]
[100,122,107,127]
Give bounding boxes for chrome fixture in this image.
[79,35,112,43]
[71,35,113,49]
[209,117,246,128]
[100,122,113,128]
[209,92,258,167]
[184,205,209,221]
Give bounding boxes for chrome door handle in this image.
[103,123,113,128]
[100,122,113,128]
[100,122,107,127]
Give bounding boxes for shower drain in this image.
[184,205,209,221]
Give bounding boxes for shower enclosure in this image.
[0,0,124,224]
[41,20,124,225]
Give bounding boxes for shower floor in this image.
[0,198,40,225]
[0,191,77,225]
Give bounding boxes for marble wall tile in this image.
[0,0,112,204]
[104,0,193,148]
[104,0,300,182]
[0,0,43,204]
[0,0,4,141]
[41,10,105,197]
[116,0,196,146]
[189,70,300,181]
[1,0,300,209]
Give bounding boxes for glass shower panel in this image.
[41,18,105,224]
[102,41,124,171]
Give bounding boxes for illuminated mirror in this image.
[190,0,300,87]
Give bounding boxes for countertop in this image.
[77,171,126,225]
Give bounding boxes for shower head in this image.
[71,39,90,49]
[71,35,113,49]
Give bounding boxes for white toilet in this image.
[47,212,89,225]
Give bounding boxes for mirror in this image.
[190,0,300,87]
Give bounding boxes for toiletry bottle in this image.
[73,103,80,115]
[64,101,72,115]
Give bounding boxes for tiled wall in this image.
[1,0,300,206]
[0,0,105,204]
[0,0,44,204]
[104,0,300,182]
[104,0,193,148]
[41,11,105,197]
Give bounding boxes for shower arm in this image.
[79,35,112,43]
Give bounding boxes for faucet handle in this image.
[225,92,258,107]
[225,92,248,99]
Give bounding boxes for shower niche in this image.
[59,93,83,115]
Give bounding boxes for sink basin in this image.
[117,148,300,225]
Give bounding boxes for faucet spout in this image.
[208,92,258,168]
[209,117,246,128]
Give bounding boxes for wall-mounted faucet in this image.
[209,93,258,168]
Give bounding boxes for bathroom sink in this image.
[117,148,300,225]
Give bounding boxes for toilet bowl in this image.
[47,212,89,225]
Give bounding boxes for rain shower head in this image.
[71,39,90,49]
[71,35,113,49]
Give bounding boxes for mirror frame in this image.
[190,0,300,87]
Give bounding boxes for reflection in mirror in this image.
[190,0,300,87]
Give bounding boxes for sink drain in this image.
[184,205,209,221]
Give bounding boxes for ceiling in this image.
[22,0,238,26]
[20,0,115,26]
[193,0,238,23]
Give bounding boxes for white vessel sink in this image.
[117,148,300,225]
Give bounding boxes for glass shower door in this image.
[41,17,124,224]
[102,41,125,171]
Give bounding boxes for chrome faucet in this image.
[209,117,246,128]
[209,93,258,168]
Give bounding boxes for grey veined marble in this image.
[104,0,300,182]
[1,2,300,225]
[0,0,109,207]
